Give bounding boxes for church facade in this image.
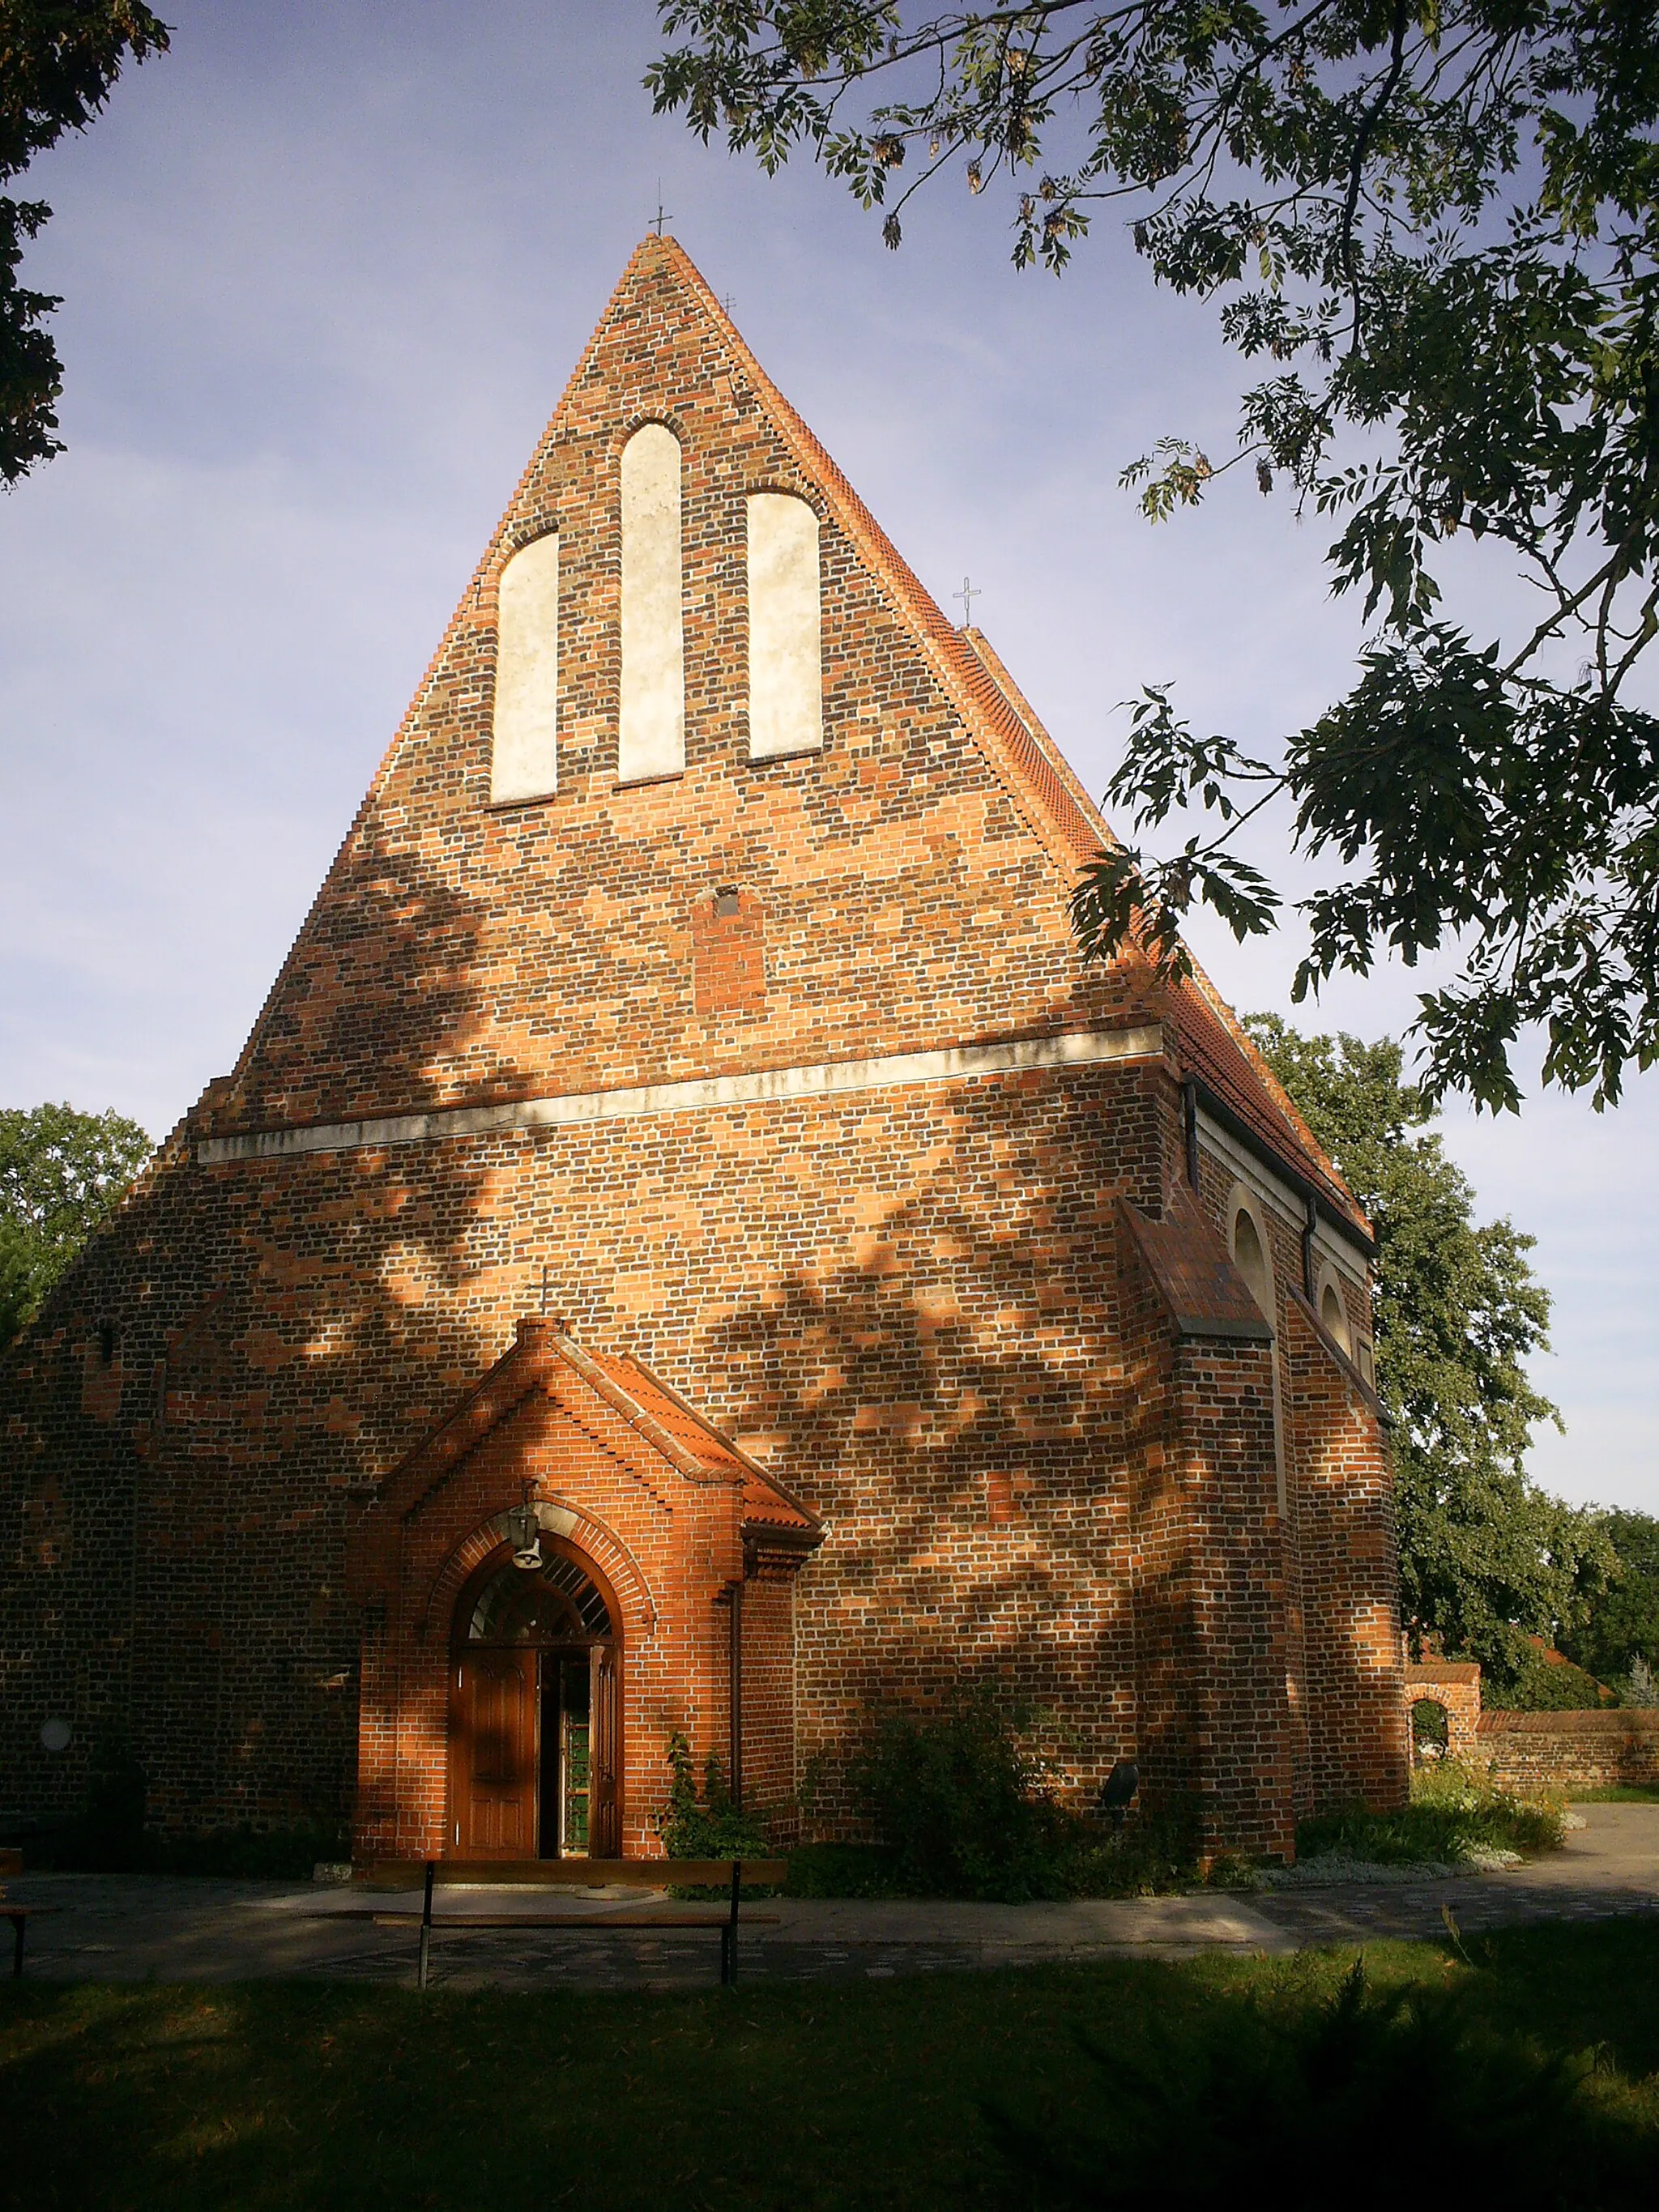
[1,237,1408,1865]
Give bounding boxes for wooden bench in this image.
[0,1905,58,1978]
[366,1858,788,1988]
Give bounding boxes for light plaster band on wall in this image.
[618,423,684,780]
[196,1024,1166,1164]
[489,533,561,802]
[747,492,822,759]
[1195,1106,1372,1273]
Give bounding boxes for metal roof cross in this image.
[955,575,980,624]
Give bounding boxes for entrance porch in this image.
[347,1318,821,1865]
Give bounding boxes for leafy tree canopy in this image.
[1559,1507,1659,1690]
[0,1099,151,1345]
[652,2,1659,1110]
[1247,1013,1614,1679]
[2,2,169,484]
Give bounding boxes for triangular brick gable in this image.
[378,1319,817,1541]
[655,245,1102,871]
[199,230,1363,1238]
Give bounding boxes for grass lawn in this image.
[2,1925,1658,2210]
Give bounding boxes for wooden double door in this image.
[448,1642,619,1860]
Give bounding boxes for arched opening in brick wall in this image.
[1411,1697,1451,1764]
[446,1538,621,1861]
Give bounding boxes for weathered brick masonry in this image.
[0,236,1406,1860]
[1476,1708,1659,1794]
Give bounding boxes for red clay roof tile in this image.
[586,1349,820,1536]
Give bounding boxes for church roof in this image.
[1118,1192,1275,1342]
[575,1347,821,1537]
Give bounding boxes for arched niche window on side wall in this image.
[619,423,684,782]
[1227,1183,1287,1512]
[1318,1270,1354,1357]
[747,491,823,760]
[490,532,561,803]
[1230,1197,1274,1324]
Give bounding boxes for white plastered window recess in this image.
[618,423,685,782]
[1316,1261,1354,1357]
[1315,1256,1377,1386]
[489,531,560,804]
[1228,1189,1275,1327]
[746,491,823,760]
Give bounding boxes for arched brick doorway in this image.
[446,1537,621,1860]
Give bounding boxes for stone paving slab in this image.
[3,1803,1653,1991]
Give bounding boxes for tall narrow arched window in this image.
[619,423,684,781]
[490,532,560,803]
[747,491,822,759]
[1228,1185,1286,1512]
[1320,1279,1353,1355]
[1231,1204,1272,1319]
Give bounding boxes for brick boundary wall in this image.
[1475,1707,1659,1794]
[1405,1662,1482,1762]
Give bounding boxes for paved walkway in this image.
[4,1802,1654,1992]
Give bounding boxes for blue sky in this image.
[1,1,1653,1510]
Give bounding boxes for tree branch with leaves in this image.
[1,1,170,484]
[652,1,1659,1110]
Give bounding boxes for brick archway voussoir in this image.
[419,1498,659,1644]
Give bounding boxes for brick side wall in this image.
[1190,1146,1405,1821]
[1169,1334,1295,1858]
[1118,1208,1294,1860]
[1119,1217,1186,1820]
[739,1566,798,1837]
[1282,1294,1408,1812]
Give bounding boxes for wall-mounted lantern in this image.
[501,1494,542,1571]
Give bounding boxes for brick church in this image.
[2,236,1408,1865]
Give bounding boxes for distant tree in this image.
[653,3,1659,1112]
[0,1100,151,1345]
[2,2,170,483]
[1560,1508,1659,1696]
[1483,1644,1613,1712]
[1247,1014,1614,1681]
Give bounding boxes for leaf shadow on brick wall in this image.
[700,1077,1164,1822]
[0,842,518,1833]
